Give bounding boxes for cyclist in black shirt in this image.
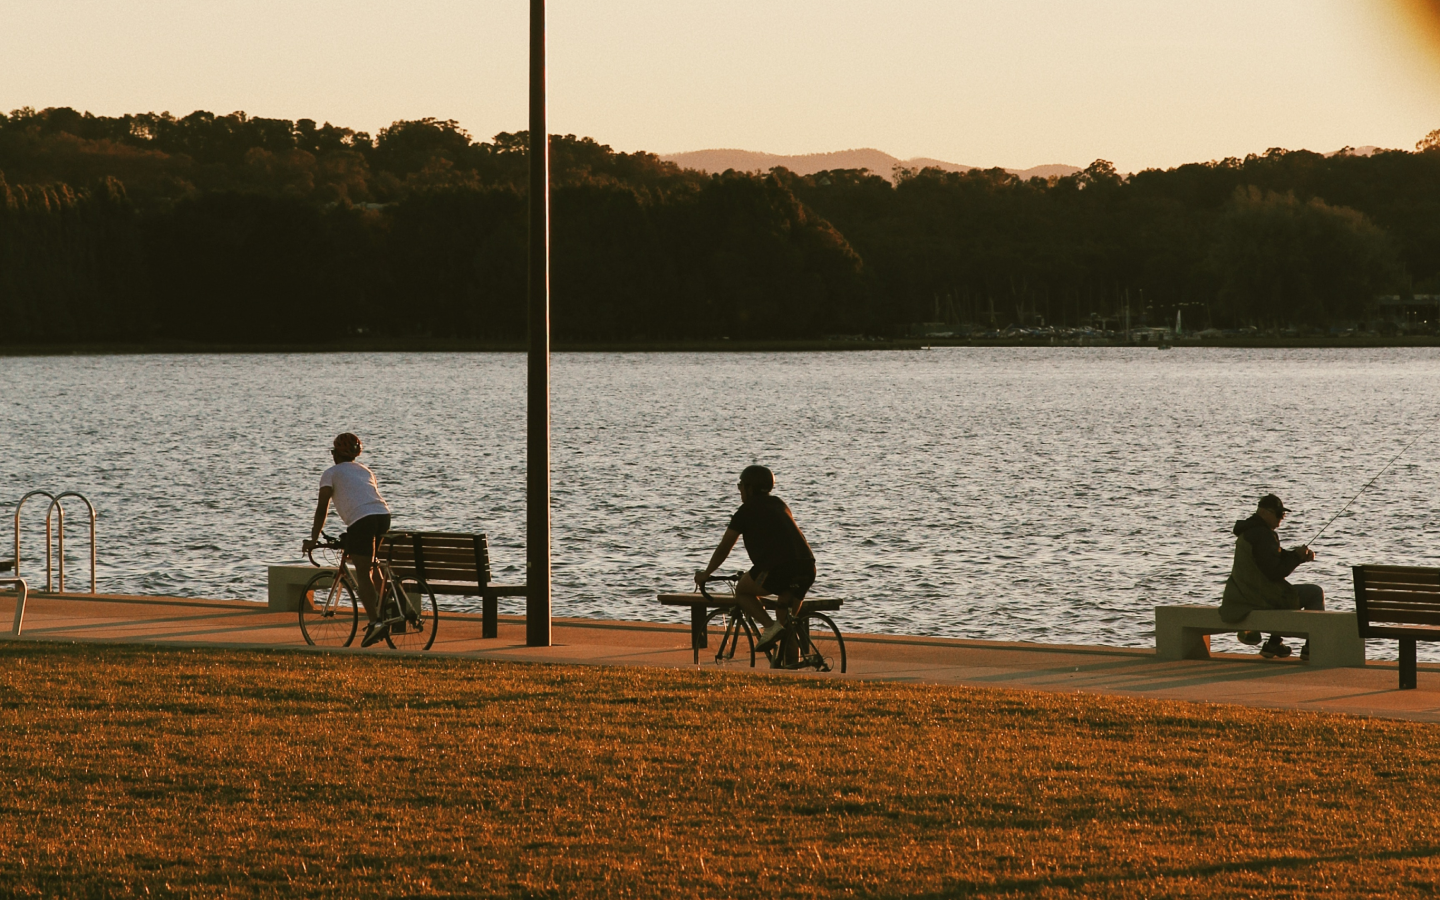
[696,465,816,652]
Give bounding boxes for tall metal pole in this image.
[526,0,552,646]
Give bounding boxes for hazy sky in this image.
[2,0,1437,172]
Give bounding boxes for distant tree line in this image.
[3,106,1439,344]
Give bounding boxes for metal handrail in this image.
[47,492,97,594]
[13,490,57,591]
[1,578,29,635]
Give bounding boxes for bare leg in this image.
[352,554,379,621]
[735,572,774,627]
[777,591,802,623]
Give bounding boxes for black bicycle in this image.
[301,532,438,650]
[697,572,846,673]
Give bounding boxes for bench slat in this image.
[1365,596,1440,610]
[388,552,478,563]
[1364,624,1440,640]
[420,582,527,597]
[1357,564,1440,578]
[391,564,486,577]
[1365,594,1440,608]
[1360,607,1440,627]
[1366,590,1440,601]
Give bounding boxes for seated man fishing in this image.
[696,465,817,652]
[1220,493,1324,660]
[301,432,394,647]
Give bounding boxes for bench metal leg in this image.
[1401,639,1418,690]
[483,594,498,639]
[691,605,708,664]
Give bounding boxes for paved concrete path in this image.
[5,591,1440,723]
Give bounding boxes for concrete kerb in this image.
[3,592,1440,721]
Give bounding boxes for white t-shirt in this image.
[319,461,391,526]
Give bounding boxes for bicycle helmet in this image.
[333,432,363,460]
[739,464,774,494]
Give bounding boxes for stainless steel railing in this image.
[12,490,97,593]
[14,490,56,590]
[49,492,97,593]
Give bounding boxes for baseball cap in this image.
[1257,494,1289,515]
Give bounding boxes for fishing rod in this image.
[1304,430,1429,548]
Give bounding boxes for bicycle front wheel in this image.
[386,581,438,651]
[299,570,359,648]
[798,612,846,673]
[705,607,755,667]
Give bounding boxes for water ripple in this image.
[4,347,1440,660]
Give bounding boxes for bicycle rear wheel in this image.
[798,612,846,673]
[386,581,438,651]
[299,570,359,647]
[705,607,755,667]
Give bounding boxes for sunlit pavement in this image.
[4,591,1440,723]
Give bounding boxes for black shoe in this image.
[360,620,391,648]
[1260,636,1291,659]
[1238,630,1262,646]
[1300,642,1310,662]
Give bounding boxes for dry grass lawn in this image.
[1,641,1439,898]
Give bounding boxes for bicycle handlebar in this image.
[305,531,344,567]
[697,571,739,602]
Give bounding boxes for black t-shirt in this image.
[728,495,814,570]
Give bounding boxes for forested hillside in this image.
[2,106,1438,344]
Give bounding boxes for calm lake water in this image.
[5,348,1440,659]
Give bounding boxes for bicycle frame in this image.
[699,574,832,671]
[323,550,414,621]
[306,533,425,643]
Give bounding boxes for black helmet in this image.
[739,465,774,494]
[333,432,363,460]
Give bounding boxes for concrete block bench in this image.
[268,563,322,612]
[1154,605,1365,668]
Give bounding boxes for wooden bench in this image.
[1353,564,1440,689]
[658,592,843,664]
[1154,605,1365,669]
[382,531,525,638]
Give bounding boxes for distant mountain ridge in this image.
[661,148,1079,183]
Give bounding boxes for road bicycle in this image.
[697,572,846,673]
[301,532,438,651]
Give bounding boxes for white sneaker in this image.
[360,620,391,648]
[755,621,786,651]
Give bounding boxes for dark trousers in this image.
[1270,584,1324,644]
[1295,583,1325,611]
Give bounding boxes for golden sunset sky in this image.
[2,0,1437,172]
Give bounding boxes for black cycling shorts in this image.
[749,558,816,601]
[341,514,390,558]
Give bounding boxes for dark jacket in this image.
[1219,514,1304,623]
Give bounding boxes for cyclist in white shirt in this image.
[302,432,393,645]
